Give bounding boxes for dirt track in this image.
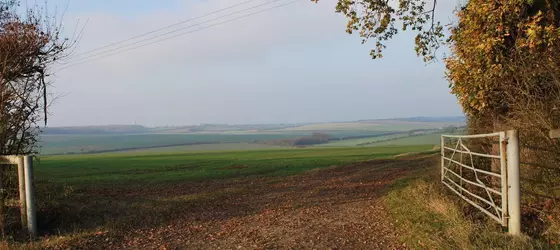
[58,155,435,249]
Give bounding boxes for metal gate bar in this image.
[441,131,521,235]
[441,133,506,226]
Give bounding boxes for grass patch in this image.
[112,143,282,154]
[36,145,432,186]
[382,163,550,249]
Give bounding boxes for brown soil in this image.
[38,155,436,250]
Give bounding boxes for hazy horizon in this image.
[45,0,463,127]
[41,115,465,128]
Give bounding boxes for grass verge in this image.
[382,160,552,249]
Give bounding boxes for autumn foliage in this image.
[330,0,560,240]
[446,0,560,117]
[0,0,73,155]
[0,0,74,235]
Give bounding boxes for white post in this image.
[0,165,4,235]
[499,132,508,227]
[17,156,26,228]
[23,156,37,237]
[507,130,521,235]
[441,135,445,181]
[459,139,463,195]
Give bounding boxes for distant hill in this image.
[41,125,150,135]
[155,124,296,134]
[392,116,466,123]
[356,116,465,123]
[41,116,465,135]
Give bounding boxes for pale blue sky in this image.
[43,0,463,127]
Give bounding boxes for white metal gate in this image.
[441,130,520,235]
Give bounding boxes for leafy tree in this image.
[317,0,558,119]
[0,0,76,155]
[312,0,445,61]
[0,0,76,234]
[320,0,560,238]
[445,0,559,118]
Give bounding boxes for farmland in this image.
[36,145,431,184]
[321,133,446,147]
[6,119,543,249]
[106,143,284,154]
[37,133,300,155]
[18,144,538,249]
[318,133,410,147]
[363,133,446,146]
[12,145,433,249]
[5,117,494,249]
[38,118,464,155]
[38,131,449,155]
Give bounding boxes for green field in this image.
[112,143,282,154]
[38,133,300,155]
[36,145,432,185]
[318,133,409,147]
[15,144,435,248]
[319,131,464,147]
[364,133,443,146]
[37,119,465,155]
[38,131,396,155]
